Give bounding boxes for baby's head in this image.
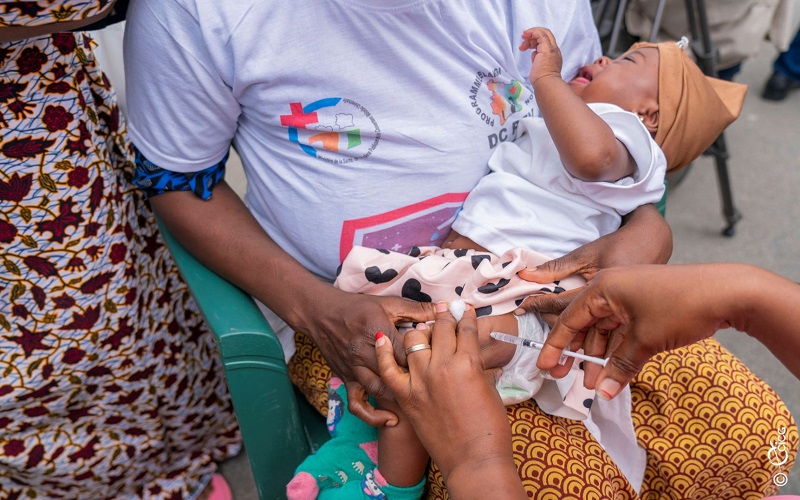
[569,46,660,134]
[569,39,747,171]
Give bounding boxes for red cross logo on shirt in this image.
[280,102,318,128]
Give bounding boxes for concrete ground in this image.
[217,40,800,498]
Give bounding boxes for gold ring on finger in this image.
[405,343,432,355]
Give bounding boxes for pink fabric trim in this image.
[339,193,467,262]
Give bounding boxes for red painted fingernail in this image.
[375,331,384,340]
[596,378,621,400]
[375,331,386,347]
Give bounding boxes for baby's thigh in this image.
[477,313,518,368]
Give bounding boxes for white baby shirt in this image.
[452,102,667,257]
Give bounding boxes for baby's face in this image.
[568,47,659,114]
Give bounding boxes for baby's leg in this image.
[287,378,426,499]
[376,398,429,491]
[442,229,526,370]
[441,229,487,252]
[477,312,519,369]
[481,312,569,407]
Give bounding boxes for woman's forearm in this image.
[153,182,435,423]
[731,265,800,378]
[445,456,526,500]
[540,263,800,397]
[149,181,330,330]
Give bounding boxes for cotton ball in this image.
[449,299,467,323]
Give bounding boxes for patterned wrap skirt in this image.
[0,32,241,498]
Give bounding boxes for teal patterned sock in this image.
[287,377,425,499]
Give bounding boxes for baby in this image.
[288,27,747,499]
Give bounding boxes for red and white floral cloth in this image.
[0,5,240,497]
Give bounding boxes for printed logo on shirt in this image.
[468,68,535,149]
[280,98,381,164]
[340,193,468,262]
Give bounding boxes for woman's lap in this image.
[288,333,797,499]
[632,338,797,499]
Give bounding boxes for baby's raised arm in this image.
[520,27,636,182]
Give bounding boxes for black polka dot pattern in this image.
[477,278,510,294]
[475,305,492,317]
[401,278,432,302]
[365,266,398,284]
[471,254,490,269]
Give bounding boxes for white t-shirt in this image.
[124,0,601,280]
[452,103,667,258]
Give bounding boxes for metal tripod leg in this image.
[708,134,742,236]
[685,0,742,236]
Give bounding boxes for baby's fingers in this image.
[519,27,556,52]
[346,379,397,427]
[375,331,409,400]
[519,28,540,51]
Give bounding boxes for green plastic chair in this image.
[154,217,329,500]
[154,188,667,500]
[656,184,667,216]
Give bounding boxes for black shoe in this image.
[762,72,800,101]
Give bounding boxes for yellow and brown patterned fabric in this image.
[289,333,797,499]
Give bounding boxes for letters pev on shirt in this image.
[125,0,602,280]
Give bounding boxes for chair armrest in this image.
[154,217,285,360]
[154,216,313,499]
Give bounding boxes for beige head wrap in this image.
[631,39,747,172]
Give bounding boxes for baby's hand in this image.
[519,27,563,85]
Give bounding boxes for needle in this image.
[490,331,608,367]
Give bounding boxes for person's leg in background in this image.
[763,27,800,100]
[717,63,743,82]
